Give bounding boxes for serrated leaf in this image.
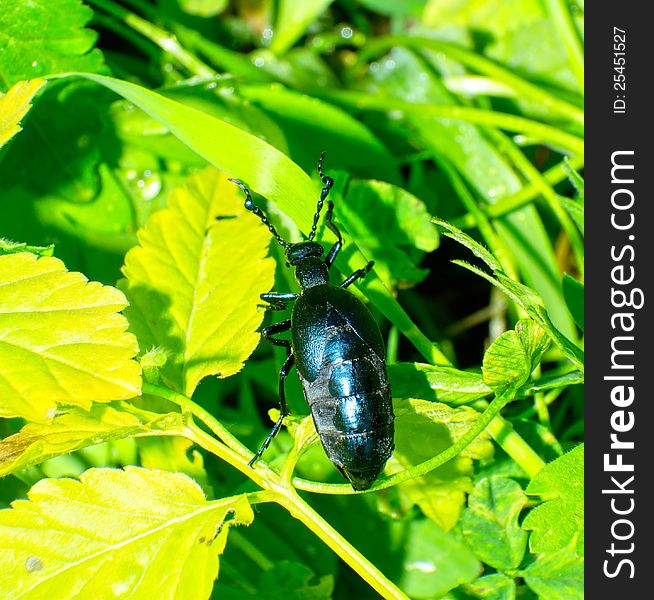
[52,72,441,366]
[0,238,53,257]
[460,476,528,570]
[0,79,46,149]
[0,405,183,477]
[388,399,494,531]
[0,253,141,422]
[0,467,254,599]
[460,573,516,600]
[451,258,584,371]
[0,0,105,91]
[433,217,502,271]
[522,444,584,554]
[120,166,275,395]
[482,319,549,395]
[389,362,491,405]
[338,179,439,288]
[523,542,583,600]
[138,436,213,498]
[258,561,334,599]
[562,274,584,331]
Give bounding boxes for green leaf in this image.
[271,0,334,54]
[398,519,481,598]
[0,405,183,477]
[238,85,396,177]
[562,274,584,331]
[0,0,105,91]
[482,319,550,395]
[338,179,439,288]
[0,253,141,422]
[0,466,254,599]
[388,399,494,531]
[458,573,517,600]
[50,72,443,365]
[389,362,491,405]
[51,73,318,230]
[363,48,577,341]
[523,542,583,600]
[432,217,502,272]
[522,444,584,554]
[120,166,275,395]
[258,561,334,599]
[0,238,54,257]
[138,436,213,498]
[563,158,585,202]
[0,78,46,149]
[460,477,528,570]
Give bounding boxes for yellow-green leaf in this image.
[0,467,254,599]
[0,78,46,149]
[120,167,275,395]
[387,399,494,531]
[0,405,183,477]
[482,318,550,394]
[0,253,141,422]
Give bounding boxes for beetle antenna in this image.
[308,151,334,241]
[228,178,289,249]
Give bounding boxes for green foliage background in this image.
[0,0,584,598]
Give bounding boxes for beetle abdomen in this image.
[298,316,394,491]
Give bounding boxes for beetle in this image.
[229,153,394,490]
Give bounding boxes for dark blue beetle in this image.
[230,153,394,490]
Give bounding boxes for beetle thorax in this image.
[295,256,329,288]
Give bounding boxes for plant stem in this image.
[316,90,584,156]
[292,391,515,494]
[184,414,407,599]
[142,382,253,460]
[88,0,216,78]
[543,0,585,92]
[275,489,410,600]
[361,35,584,127]
[485,129,584,278]
[486,415,546,477]
[452,155,585,229]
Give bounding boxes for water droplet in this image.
[262,27,273,40]
[408,560,436,574]
[206,82,217,90]
[129,170,162,201]
[369,62,380,73]
[31,60,39,68]
[383,58,396,70]
[340,27,353,39]
[26,556,43,573]
[253,57,265,68]
[488,188,497,198]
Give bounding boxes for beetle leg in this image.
[262,320,292,347]
[324,201,343,268]
[260,292,299,311]
[249,353,295,466]
[341,261,374,289]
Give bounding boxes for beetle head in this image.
[285,241,324,265]
[286,242,328,288]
